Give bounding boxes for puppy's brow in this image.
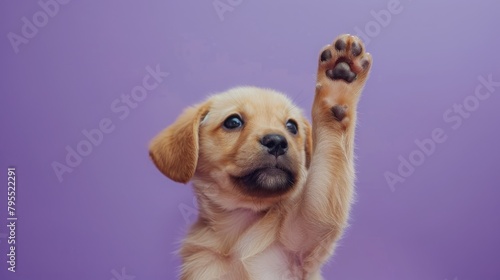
[227,92,245,108]
[287,90,305,115]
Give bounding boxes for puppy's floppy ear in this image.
[303,119,313,169]
[149,102,210,183]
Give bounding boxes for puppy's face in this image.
[150,87,312,210]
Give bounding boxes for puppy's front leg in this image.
[284,35,372,276]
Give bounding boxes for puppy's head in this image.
[149,87,312,210]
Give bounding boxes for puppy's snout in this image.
[260,134,288,157]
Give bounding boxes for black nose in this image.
[260,134,288,157]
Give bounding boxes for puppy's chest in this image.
[238,243,303,280]
[216,212,305,279]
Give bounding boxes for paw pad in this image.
[350,41,362,57]
[334,40,346,51]
[320,49,332,62]
[319,35,371,84]
[331,105,348,121]
[327,62,356,83]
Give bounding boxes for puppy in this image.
[149,34,372,280]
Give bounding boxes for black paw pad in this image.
[326,62,356,83]
[351,42,362,57]
[335,39,346,51]
[320,49,332,62]
[331,105,347,121]
[361,58,370,70]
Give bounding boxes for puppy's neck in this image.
[191,182,268,250]
[195,186,266,227]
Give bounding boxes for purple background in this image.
[1,0,499,279]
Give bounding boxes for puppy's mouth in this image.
[231,164,296,197]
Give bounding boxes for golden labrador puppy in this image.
[149,34,372,280]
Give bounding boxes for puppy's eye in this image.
[223,115,244,130]
[286,120,298,135]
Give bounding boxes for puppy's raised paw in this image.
[314,34,372,126]
[319,34,371,84]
